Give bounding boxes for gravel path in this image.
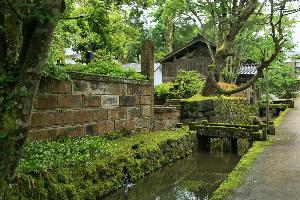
[227,97,300,200]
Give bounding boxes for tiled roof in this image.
[239,63,258,75]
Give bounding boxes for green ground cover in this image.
[10,128,198,199]
[20,129,189,173]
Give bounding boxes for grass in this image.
[210,139,274,200]
[210,106,292,200]
[274,108,291,126]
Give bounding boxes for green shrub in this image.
[155,82,174,98]
[43,64,70,80]
[64,60,147,80]
[174,70,205,98]
[42,60,147,81]
[154,70,205,102]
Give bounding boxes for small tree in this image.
[0,1,65,198]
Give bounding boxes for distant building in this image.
[285,51,300,78]
[237,61,258,84]
[122,63,162,86]
[64,48,81,64]
[159,35,214,82]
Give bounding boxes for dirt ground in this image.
[227,97,300,200]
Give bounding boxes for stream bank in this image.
[9,128,199,199]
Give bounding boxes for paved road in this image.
[227,97,300,200]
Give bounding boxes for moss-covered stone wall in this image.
[181,97,258,125]
[9,130,198,200]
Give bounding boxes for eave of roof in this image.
[159,35,215,63]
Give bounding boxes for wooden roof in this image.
[159,34,215,63]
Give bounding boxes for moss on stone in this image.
[9,128,199,200]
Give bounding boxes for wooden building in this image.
[160,35,214,82]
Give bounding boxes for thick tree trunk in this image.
[0,1,65,199]
[202,66,219,96]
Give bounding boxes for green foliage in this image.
[154,82,174,98]
[174,70,205,98]
[20,128,189,173]
[258,62,297,97]
[49,1,151,64]
[11,128,198,199]
[64,60,146,80]
[42,64,70,80]
[155,70,204,101]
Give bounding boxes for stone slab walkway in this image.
[227,96,300,200]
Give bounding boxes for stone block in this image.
[111,83,127,95]
[164,112,173,119]
[92,109,108,121]
[90,82,112,94]
[127,84,142,95]
[73,80,89,93]
[47,79,72,94]
[181,118,194,124]
[156,113,165,120]
[98,120,115,134]
[143,106,152,117]
[30,112,49,128]
[28,129,58,141]
[126,120,135,130]
[108,108,127,119]
[119,96,136,107]
[139,96,152,105]
[134,118,150,129]
[114,119,127,131]
[73,110,93,124]
[48,111,73,126]
[34,94,57,109]
[86,124,98,136]
[142,85,152,95]
[84,95,101,107]
[58,94,82,108]
[58,126,85,138]
[195,117,208,123]
[154,121,165,131]
[127,107,143,119]
[101,95,119,107]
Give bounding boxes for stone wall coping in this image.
[67,71,151,85]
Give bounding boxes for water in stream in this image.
[103,150,241,200]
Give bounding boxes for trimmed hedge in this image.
[181,96,258,125]
[9,129,198,199]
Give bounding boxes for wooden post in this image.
[265,66,269,139]
[141,40,155,131]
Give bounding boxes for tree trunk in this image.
[0,1,65,199]
[201,66,219,96]
[166,16,174,52]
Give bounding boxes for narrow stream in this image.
[103,150,241,200]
